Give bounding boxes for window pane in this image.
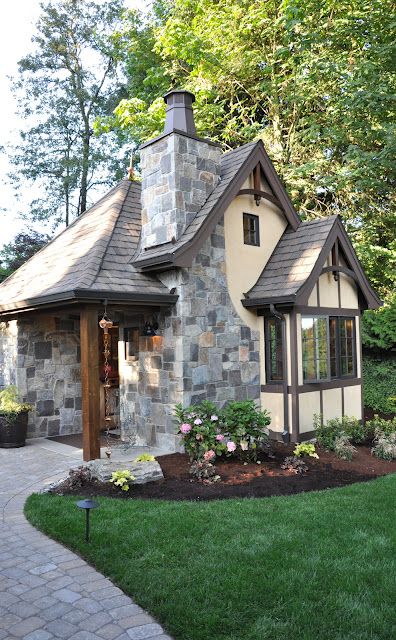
[329,318,337,378]
[266,317,283,381]
[243,213,259,246]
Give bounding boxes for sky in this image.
[0,0,149,250]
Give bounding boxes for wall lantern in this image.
[143,318,159,337]
[76,499,99,543]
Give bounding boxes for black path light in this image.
[76,499,99,543]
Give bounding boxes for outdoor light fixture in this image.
[143,318,159,337]
[76,499,99,543]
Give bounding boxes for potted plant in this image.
[0,386,33,448]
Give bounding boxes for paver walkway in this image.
[0,439,173,640]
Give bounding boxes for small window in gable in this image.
[243,213,260,246]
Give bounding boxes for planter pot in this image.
[0,411,29,448]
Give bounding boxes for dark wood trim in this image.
[298,430,316,442]
[341,386,345,417]
[243,294,296,308]
[321,265,358,281]
[0,290,178,317]
[316,282,320,307]
[319,389,323,420]
[297,377,361,393]
[262,376,361,394]
[80,307,101,462]
[295,306,360,316]
[261,384,283,393]
[237,189,282,209]
[289,309,299,442]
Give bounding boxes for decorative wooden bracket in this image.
[331,240,339,281]
[237,163,283,209]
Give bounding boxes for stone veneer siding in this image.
[118,216,260,451]
[140,132,221,248]
[0,314,82,438]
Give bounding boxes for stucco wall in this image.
[0,320,18,389]
[307,251,359,309]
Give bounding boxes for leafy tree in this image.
[9,0,127,228]
[0,230,50,282]
[110,0,395,301]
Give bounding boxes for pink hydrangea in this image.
[216,434,225,441]
[211,415,218,421]
[203,449,216,461]
[226,441,237,452]
[180,423,192,434]
[194,418,203,425]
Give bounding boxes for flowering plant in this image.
[174,401,227,461]
[175,399,271,462]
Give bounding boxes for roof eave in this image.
[242,294,297,308]
[0,288,179,317]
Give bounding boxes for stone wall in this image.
[140,132,221,248]
[1,314,82,438]
[117,217,260,451]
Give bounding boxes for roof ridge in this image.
[81,180,133,291]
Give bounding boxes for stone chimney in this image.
[140,90,222,249]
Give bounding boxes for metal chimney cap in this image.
[163,89,195,104]
[163,89,196,135]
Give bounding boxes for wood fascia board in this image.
[295,217,381,309]
[255,143,300,230]
[0,289,178,316]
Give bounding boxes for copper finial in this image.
[127,152,134,181]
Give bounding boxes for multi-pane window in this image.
[265,317,284,381]
[302,316,356,383]
[243,213,260,246]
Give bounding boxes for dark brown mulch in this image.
[51,441,396,501]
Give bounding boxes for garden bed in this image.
[51,441,396,501]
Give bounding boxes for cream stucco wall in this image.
[224,177,287,330]
[344,385,362,419]
[322,388,343,422]
[261,392,284,432]
[299,391,321,433]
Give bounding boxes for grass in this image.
[25,476,396,640]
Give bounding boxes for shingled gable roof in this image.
[243,215,381,310]
[133,139,301,271]
[0,180,177,315]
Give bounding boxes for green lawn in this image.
[25,476,396,640]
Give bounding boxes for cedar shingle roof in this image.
[244,216,338,303]
[0,180,175,313]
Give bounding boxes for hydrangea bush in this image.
[174,400,270,462]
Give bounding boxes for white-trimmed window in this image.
[302,316,356,383]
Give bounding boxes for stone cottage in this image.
[0,90,380,460]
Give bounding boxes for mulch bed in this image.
[51,441,396,501]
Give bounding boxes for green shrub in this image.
[175,399,270,462]
[0,385,32,423]
[110,470,135,492]
[293,443,319,458]
[363,353,396,414]
[365,415,396,438]
[314,414,370,448]
[371,429,396,461]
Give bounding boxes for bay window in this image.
[302,315,356,383]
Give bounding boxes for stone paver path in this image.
[0,439,173,640]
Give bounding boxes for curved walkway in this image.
[0,439,172,640]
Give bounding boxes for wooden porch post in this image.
[80,306,101,461]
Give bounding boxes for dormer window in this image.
[243,213,260,246]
